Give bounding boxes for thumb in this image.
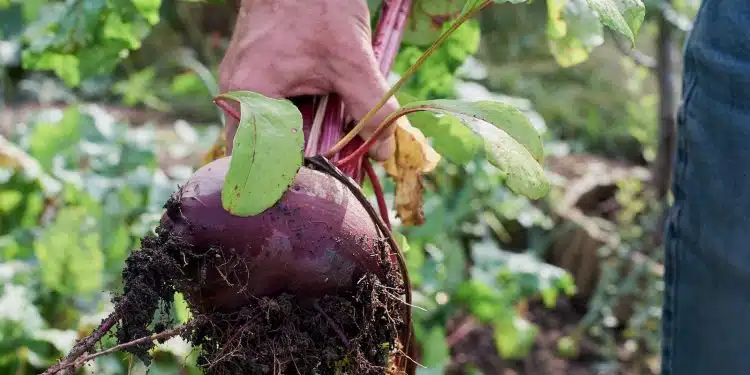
[333,53,399,162]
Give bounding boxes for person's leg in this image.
[662,1,750,374]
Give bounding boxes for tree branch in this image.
[610,31,657,70]
[651,0,678,244]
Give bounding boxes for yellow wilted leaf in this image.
[383,116,441,226]
[200,128,227,167]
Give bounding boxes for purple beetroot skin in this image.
[160,156,389,312]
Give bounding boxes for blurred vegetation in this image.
[0,0,699,374]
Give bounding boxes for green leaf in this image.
[493,314,538,359]
[19,0,158,85]
[422,117,481,164]
[394,99,550,199]
[34,207,104,295]
[556,336,580,358]
[217,91,304,216]
[584,0,645,43]
[398,92,481,163]
[456,280,510,322]
[459,0,528,21]
[21,51,80,87]
[442,238,467,292]
[113,67,169,111]
[395,19,480,100]
[403,0,466,46]
[173,292,191,324]
[393,230,411,253]
[132,0,162,25]
[540,286,559,308]
[555,272,577,296]
[21,0,44,20]
[171,72,209,97]
[546,0,604,67]
[28,106,83,170]
[419,327,450,366]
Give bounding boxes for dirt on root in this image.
[110,195,408,375]
[188,273,405,375]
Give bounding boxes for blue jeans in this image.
[662,1,750,374]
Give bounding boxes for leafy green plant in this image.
[0,105,209,374]
[18,0,162,87]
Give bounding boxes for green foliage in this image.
[546,0,605,67]
[217,91,304,216]
[113,67,170,111]
[399,94,481,164]
[556,335,580,358]
[18,0,162,86]
[585,0,645,43]
[0,106,211,374]
[402,0,466,46]
[425,0,645,69]
[390,139,564,368]
[392,98,549,199]
[542,0,645,66]
[395,19,482,99]
[455,247,575,359]
[35,206,105,295]
[558,0,645,70]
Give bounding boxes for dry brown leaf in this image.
[383,116,441,226]
[200,129,227,167]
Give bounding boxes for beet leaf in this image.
[215,91,305,216]
[382,99,550,199]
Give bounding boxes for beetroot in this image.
[98,155,411,375]
[160,156,393,311]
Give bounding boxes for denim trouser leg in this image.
[662,1,750,374]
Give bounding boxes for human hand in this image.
[219,0,398,161]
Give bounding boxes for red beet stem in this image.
[336,104,424,170]
[338,137,366,181]
[316,94,345,161]
[214,98,240,122]
[363,158,391,229]
[374,0,411,75]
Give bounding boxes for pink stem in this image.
[317,94,345,162]
[363,158,391,230]
[336,106,422,169]
[336,140,370,168]
[376,0,411,75]
[214,98,240,122]
[338,137,366,179]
